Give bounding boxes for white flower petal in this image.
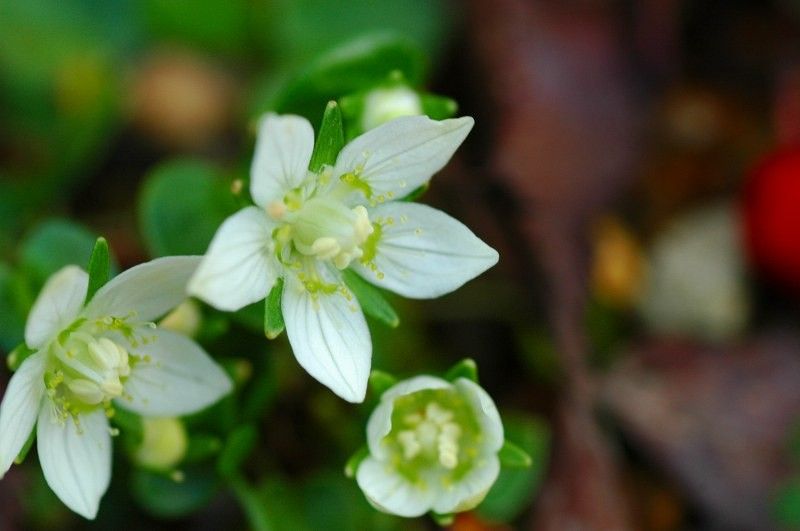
[0,352,45,477]
[354,202,498,298]
[431,455,500,514]
[455,378,505,452]
[333,115,473,200]
[85,256,201,322]
[356,457,436,517]
[25,266,88,349]
[118,328,232,417]
[188,207,278,312]
[37,406,111,519]
[366,375,451,459]
[250,114,315,208]
[282,274,371,403]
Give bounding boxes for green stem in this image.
[229,473,272,531]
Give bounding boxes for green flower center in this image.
[384,388,481,485]
[280,196,374,270]
[44,318,151,419]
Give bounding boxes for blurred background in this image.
[2,0,800,529]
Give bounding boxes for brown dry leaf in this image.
[602,333,800,530]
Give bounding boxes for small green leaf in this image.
[444,358,478,383]
[368,370,397,397]
[217,424,258,478]
[14,429,35,465]
[344,446,369,478]
[775,480,800,527]
[139,159,238,257]
[421,93,458,120]
[309,101,345,173]
[342,269,399,328]
[184,434,223,464]
[499,440,533,468]
[84,237,110,304]
[111,406,144,443]
[478,414,550,522]
[7,343,36,371]
[402,182,429,202]
[431,512,454,526]
[264,278,285,339]
[132,466,218,518]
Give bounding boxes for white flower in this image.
[355,375,504,517]
[0,258,232,519]
[188,114,498,403]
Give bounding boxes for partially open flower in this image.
[356,376,504,518]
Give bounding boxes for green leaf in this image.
[498,440,533,468]
[184,434,223,464]
[14,428,35,465]
[261,33,427,126]
[308,101,345,173]
[775,480,800,527]
[344,446,369,478]
[444,358,478,383]
[111,406,144,443]
[0,264,26,350]
[401,183,429,202]
[342,269,399,328]
[368,370,397,397]
[229,473,273,531]
[6,343,36,371]
[478,414,550,522]
[421,94,458,120]
[218,424,258,478]
[139,159,238,257]
[142,0,248,55]
[84,237,110,304]
[20,219,114,286]
[264,278,285,339]
[131,467,218,519]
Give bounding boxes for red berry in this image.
[742,148,800,289]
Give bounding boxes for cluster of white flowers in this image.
[0,111,505,521]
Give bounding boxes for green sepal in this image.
[344,446,369,478]
[184,434,223,464]
[498,440,533,468]
[368,370,397,397]
[14,429,35,465]
[264,278,285,339]
[431,512,454,526]
[342,270,399,328]
[7,343,36,371]
[84,237,110,304]
[444,358,479,383]
[402,182,429,202]
[309,101,345,173]
[111,406,144,444]
[217,424,258,478]
[421,94,458,120]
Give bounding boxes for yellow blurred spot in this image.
[591,217,647,308]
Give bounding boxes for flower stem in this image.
[229,473,271,531]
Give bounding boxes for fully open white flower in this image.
[356,375,504,517]
[188,114,498,403]
[0,257,232,519]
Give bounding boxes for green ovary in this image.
[44,322,139,418]
[289,197,373,269]
[383,388,482,486]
